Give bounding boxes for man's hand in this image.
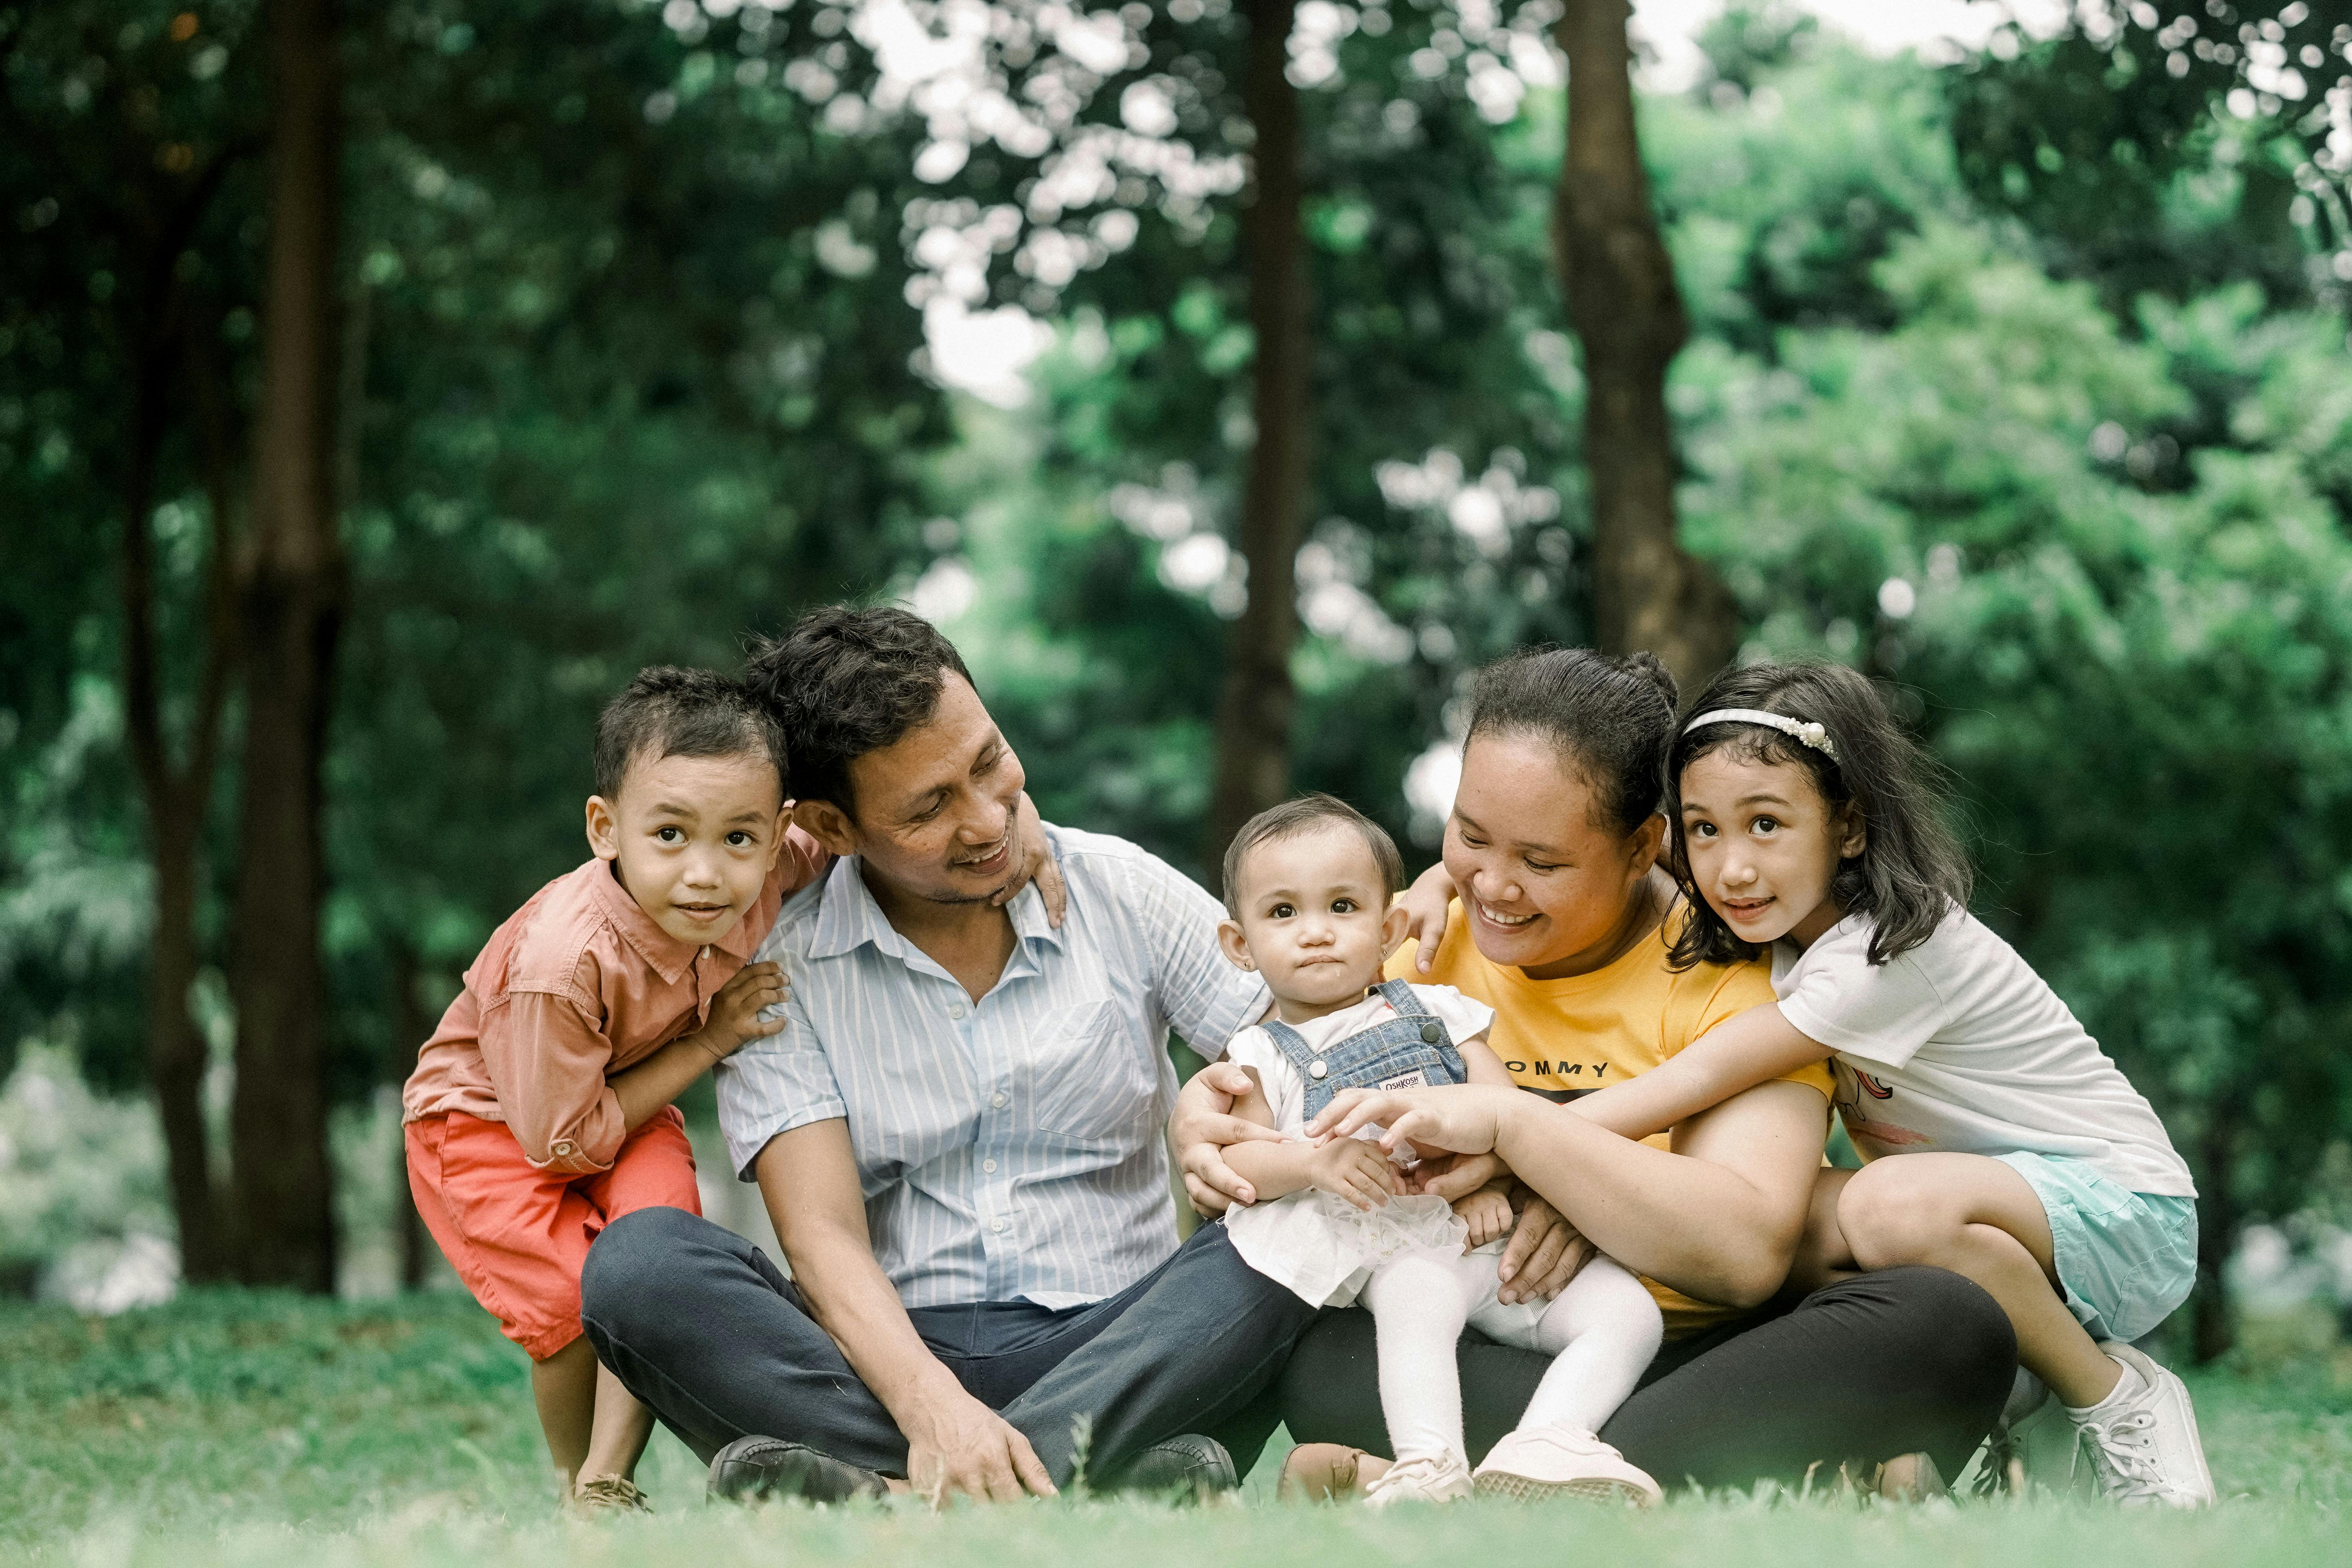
[1496,1190,1594,1305]
[1393,862,1459,975]
[1307,1137,1397,1212]
[1453,1186,1513,1250]
[698,962,789,1062]
[1172,1061,1287,1214]
[1307,1082,1517,1159]
[901,1383,1058,1504]
[993,792,1069,927]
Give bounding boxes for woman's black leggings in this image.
[1278,1265,2017,1490]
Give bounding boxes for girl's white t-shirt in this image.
[1227,984,1496,1134]
[1773,909,2193,1196]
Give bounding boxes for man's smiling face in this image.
[812,670,1028,906]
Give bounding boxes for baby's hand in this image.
[699,961,789,1062]
[1452,1186,1513,1250]
[1308,1137,1397,1212]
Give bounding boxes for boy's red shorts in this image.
[405,1107,701,1360]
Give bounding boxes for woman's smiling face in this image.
[1442,730,1664,978]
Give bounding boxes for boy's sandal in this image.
[573,1475,653,1515]
[1280,1443,1370,1502]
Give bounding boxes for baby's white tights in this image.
[1359,1245,1665,1463]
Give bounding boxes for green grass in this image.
[0,1291,2346,1566]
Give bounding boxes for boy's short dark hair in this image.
[1221,793,1405,916]
[593,667,785,804]
[743,604,975,816]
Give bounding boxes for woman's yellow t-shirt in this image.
[1385,900,1833,1335]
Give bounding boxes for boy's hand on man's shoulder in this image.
[989,792,1067,928]
[699,961,789,1062]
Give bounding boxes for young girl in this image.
[1557,659,2212,1507]
[1215,793,1665,1507]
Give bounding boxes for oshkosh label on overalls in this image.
[1377,1068,1432,1093]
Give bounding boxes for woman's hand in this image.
[993,792,1069,927]
[1496,1190,1595,1305]
[1393,862,1459,975]
[1171,1060,1287,1214]
[1306,1082,1518,1159]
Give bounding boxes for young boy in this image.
[403,667,820,1512]
[404,667,1064,1511]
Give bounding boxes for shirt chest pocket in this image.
[1027,999,1156,1143]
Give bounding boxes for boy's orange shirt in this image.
[401,828,829,1176]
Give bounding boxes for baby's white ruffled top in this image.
[1221,984,1496,1307]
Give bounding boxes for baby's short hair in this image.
[1221,792,1405,916]
[592,666,786,804]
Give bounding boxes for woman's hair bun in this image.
[1464,644,1681,836]
[1620,650,1679,713]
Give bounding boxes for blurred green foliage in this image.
[3,0,2350,1318]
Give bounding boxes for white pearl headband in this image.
[1683,708,1840,761]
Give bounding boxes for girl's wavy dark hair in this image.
[1665,661,1971,970]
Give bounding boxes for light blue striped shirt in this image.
[718,825,1267,1308]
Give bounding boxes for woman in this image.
[1176,647,2016,1494]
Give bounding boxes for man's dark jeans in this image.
[580,1207,1317,1486]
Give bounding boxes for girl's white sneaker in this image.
[1472,1425,1663,1506]
[1362,1450,1474,1506]
[2073,1342,2216,1508]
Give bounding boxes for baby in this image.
[1213,794,1665,1505]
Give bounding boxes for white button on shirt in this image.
[718,825,1267,1309]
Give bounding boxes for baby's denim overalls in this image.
[1265,981,1469,1121]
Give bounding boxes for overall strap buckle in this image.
[1261,1017,1328,1084]
[1370,980,1468,1082]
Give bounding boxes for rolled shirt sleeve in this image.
[715,955,847,1181]
[477,991,628,1174]
[1121,850,1269,1057]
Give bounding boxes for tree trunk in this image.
[2192,1114,2235,1363]
[120,321,234,1283]
[1205,0,1311,878]
[388,940,432,1292]
[1552,0,1735,693]
[228,0,346,1292]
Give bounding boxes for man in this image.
[579,605,1316,1503]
